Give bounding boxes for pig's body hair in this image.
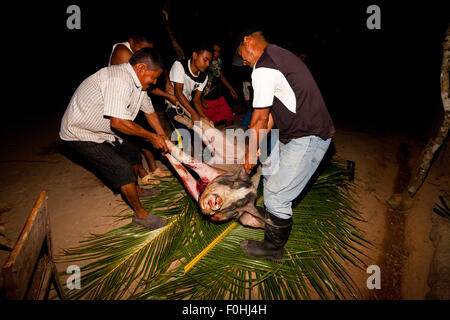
[201,182,255,214]
[215,173,253,190]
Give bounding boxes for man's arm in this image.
[143,112,168,138]
[110,45,132,65]
[193,90,207,119]
[163,70,174,95]
[149,70,177,104]
[110,117,168,152]
[150,87,177,105]
[267,112,275,133]
[220,74,238,99]
[243,107,271,174]
[174,82,200,122]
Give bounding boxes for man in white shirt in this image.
[235,27,335,260]
[60,47,169,230]
[166,44,212,135]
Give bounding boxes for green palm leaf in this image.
[58,159,369,300]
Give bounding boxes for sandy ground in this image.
[0,108,446,300]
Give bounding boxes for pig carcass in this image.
[164,118,266,228]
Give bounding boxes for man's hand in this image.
[229,87,238,100]
[167,94,177,105]
[201,96,210,109]
[243,147,257,174]
[147,133,169,153]
[243,108,271,174]
[165,82,175,96]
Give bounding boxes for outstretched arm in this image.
[110,117,168,152]
[193,90,207,119]
[174,82,200,121]
[143,112,168,139]
[150,70,177,104]
[150,87,177,105]
[220,74,238,99]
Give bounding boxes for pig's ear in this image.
[235,166,251,182]
[223,166,251,189]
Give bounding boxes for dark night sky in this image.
[11,0,450,139]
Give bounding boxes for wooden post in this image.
[161,2,185,60]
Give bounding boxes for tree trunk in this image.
[407,24,450,197]
[161,3,185,60]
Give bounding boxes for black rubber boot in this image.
[240,211,292,261]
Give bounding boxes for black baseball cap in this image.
[232,24,264,66]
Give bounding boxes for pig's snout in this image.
[207,193,223,212]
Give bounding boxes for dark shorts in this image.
[62,139,141,190]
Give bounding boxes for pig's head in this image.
[199,166,261,223]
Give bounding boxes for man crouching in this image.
[60,47,169,230]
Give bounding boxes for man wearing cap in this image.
[236,28,335,260]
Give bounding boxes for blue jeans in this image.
[263,135,331,220]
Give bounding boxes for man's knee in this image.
[263,188,293,219]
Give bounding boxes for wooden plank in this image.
[37,261,53,300]
[2,191,47,300]
[43,194,67,300]
[26,254,51,300]
[50,260,67,300]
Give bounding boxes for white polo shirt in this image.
[59,63,155,144]
[169,59,208,101]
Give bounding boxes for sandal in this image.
[138,174,161,185]
[152,168,172,178]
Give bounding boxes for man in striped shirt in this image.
[60,47,169,230]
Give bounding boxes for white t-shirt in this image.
[169,59,208,101]
[108,41,132,66]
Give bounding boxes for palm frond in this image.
[58,159,369,300]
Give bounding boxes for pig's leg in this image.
[165,153,200,201]
[239,213,265,229]
[165,140,227,184]
[196,122,249,166]
[192,119,220,158]
[238,204,266,229]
